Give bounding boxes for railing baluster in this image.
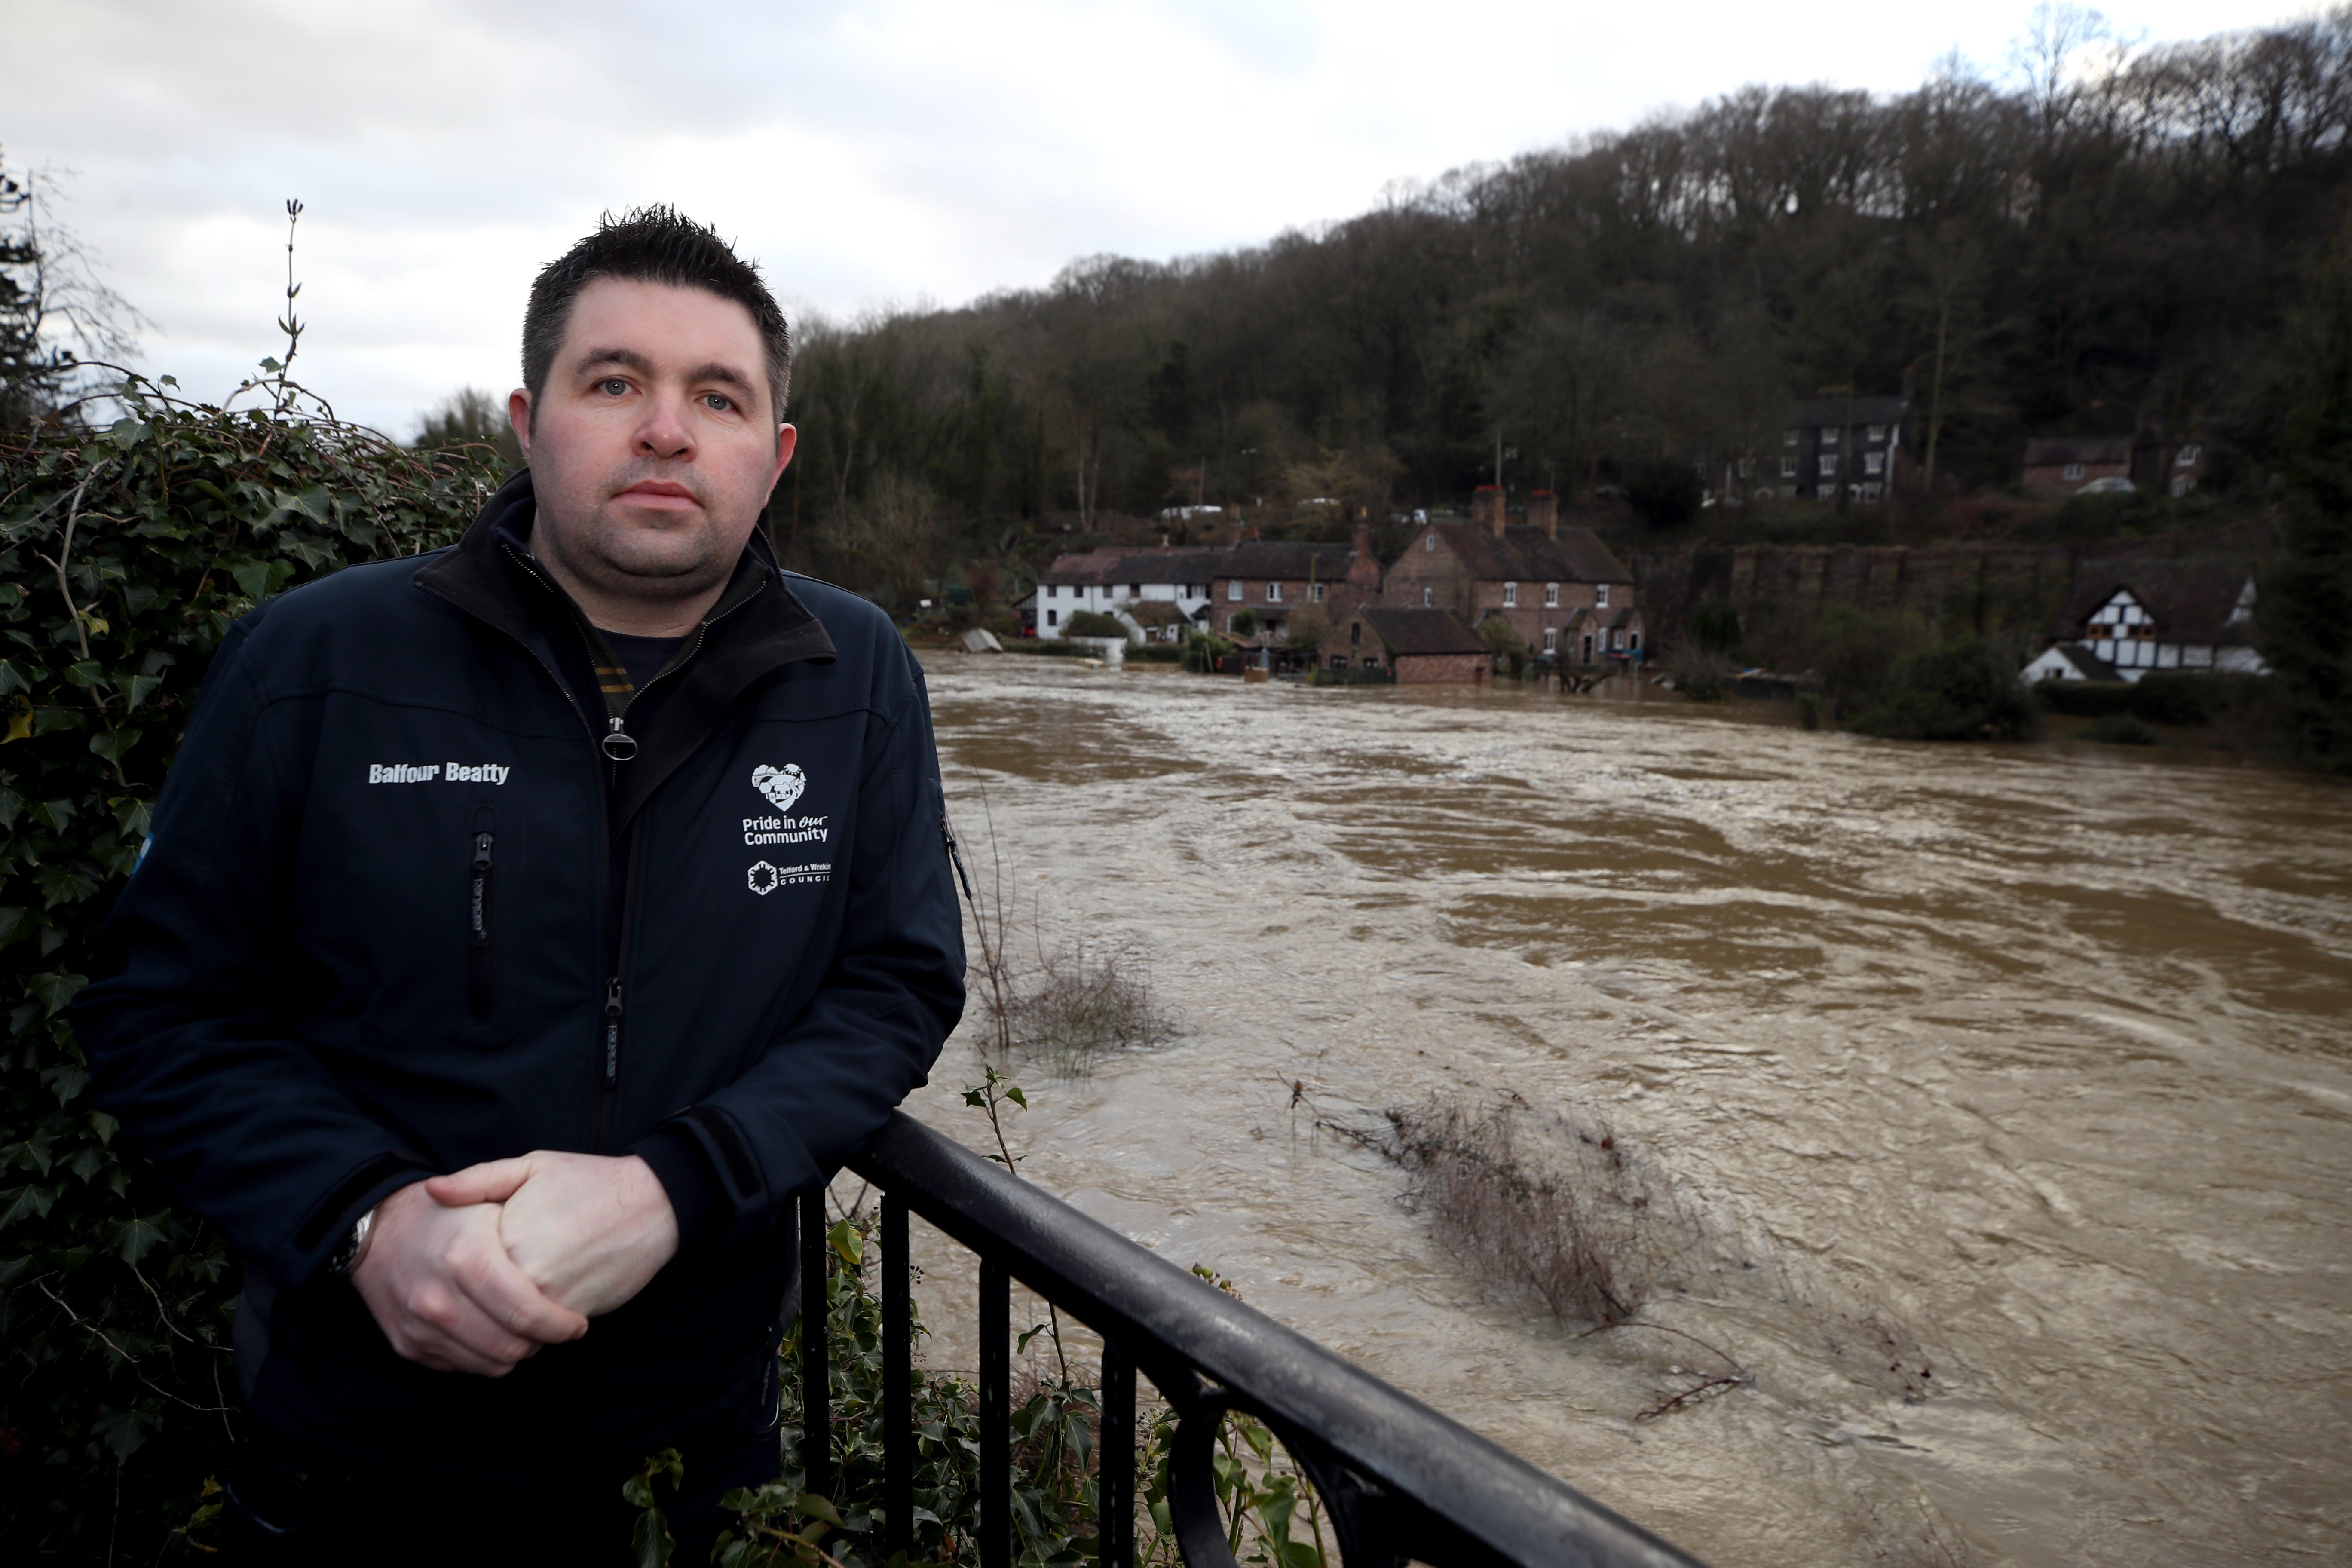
[1100,1337,1135,1568]
[882,1191,913,1556]
[800,1185,832,1500]
[980,1256,1011,1568]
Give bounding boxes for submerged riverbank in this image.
[891,655,2351,1568]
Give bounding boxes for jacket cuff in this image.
[291,1152,434,1287]
[634,1104,774,1257]
[632,1121,728,1259]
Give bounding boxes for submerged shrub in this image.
[1852,642,2040,741]
[1378,1095,1669,1329]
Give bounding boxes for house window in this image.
[1424,533,1436,551]
[1629,632,1641,653]
[2064,462,2084,480]
[1228,581,1243,601]
[1047,585,1060,598]
[1129,583,1141,595]
[1596,584,1610,608]
[1867,424,1886,443]
[1350,622,1361,646]
[1362,657,1380,670]
[1330,655,1346,670]
[1503,582,1518,607]
[1736,457,1752,479]
[1613,630,1624,650]
[2176,444,2200,467]
[1821,427,1840,447]
[1779,456,1797,479]
[1782,429,1799,447]
[1864,451,1884,475]
[1544,582,1559,607]
[1309,582,1325,603]
[1544,627,1559,654]
[1421,586,1434,607]
[1045,609,1057,627]
[1266,582,1283,603]
[1819,455,1838,478]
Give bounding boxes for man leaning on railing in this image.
[71,208,965,1565]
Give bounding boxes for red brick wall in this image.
[1395,653,1491,684]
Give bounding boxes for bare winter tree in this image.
[0,152,147,431]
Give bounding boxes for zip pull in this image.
[601,978,624,1087]
[602,716,638,762]
[941,818,974,904]
[471,831,494,873]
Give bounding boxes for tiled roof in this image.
[2025,436,2132,467]
[2053,566,2257,646]
[1122,600,1188,625]
[1356,607,1488,656]
[1220,541,1355,580]
[1038,548,1225,587]
[1423,523,1628,584]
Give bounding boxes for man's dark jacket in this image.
[72,473,965,1476]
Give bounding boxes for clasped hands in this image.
[349,1152,679,1378]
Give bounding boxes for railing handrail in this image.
[850,1110,1709,1568]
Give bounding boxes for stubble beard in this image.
[536,462,739,611]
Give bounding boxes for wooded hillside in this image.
[774,10,2352,601]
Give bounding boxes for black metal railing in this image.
[799,1111,1711,1568]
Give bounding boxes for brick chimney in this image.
[1528,489,1558,539]
[1348,511,1380,588]
[1227,514,1245,546]
[1471,484,1506,538]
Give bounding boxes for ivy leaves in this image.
[0,375,495,1555]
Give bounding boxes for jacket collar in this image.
[413,469,836,674]
[414,471,839,833]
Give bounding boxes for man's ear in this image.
[770,424,798,492]
[508,388,534,458]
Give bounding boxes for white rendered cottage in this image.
[1027,548,1221,637]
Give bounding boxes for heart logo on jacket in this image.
[751,763,806,815]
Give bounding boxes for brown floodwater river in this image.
[885,655,2352,1568]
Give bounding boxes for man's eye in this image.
[704,393,734,413]
[600,377,630,396]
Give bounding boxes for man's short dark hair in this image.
[522,206,792,423]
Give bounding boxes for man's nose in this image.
[634,392,696,460]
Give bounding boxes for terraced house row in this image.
[1017,489,1644,683]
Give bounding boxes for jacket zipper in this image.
[468,807,496,1021]
[495,542,766,1148]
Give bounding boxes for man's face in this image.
[511,278,795,616]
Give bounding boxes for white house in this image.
[1027,548,1220,635]
[2023,571,2266,685]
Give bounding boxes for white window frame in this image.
[1422,586,1433,607]
[1821,427,1840,447]
[1596,584,1610,609]
[1544,582,1559,608]
[1308,582,1325,603]
[2176,444,2200,467]
[1782,429,1799,447]
[1866,424,1886,443]
[1544,627,1559,654]
[1864,451,1884,475]
[2064,462,2085,480]
[1503,582,1518,607]
[1266,582,1283,603]
[1779,456,1797,479]
[1424,533,1437,551]
[1227,581,1243,602]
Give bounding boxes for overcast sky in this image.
[3,0,2302,435]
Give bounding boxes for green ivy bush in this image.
[0,374,496,1561]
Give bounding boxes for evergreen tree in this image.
[2264,216,2352,775]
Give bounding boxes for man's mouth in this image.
[616,481,700,511]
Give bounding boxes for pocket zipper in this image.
[468,809,496,1021]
